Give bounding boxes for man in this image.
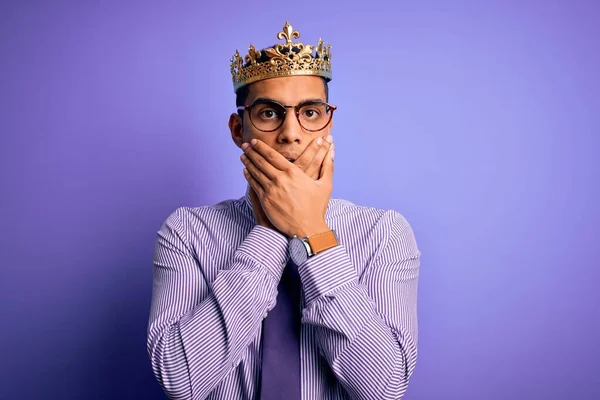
[147,22,420,400]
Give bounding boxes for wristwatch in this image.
[289,230,339,267]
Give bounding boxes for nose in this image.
[276,110,303,144]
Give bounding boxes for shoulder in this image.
[329,198,420,257]
[329,197,413,230]
[157,198,248,243]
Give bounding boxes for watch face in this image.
[289,237,308,267]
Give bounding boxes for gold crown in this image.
[230,22,332,93]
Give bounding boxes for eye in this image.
[259,109,280,119]
[302,108,322,119]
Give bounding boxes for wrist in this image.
[294,222,329,238]
[289,227,339,267]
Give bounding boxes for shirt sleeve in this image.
[147,208,288,400]
[299,210,420,400]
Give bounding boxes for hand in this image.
[293,135,334,180]
[243,135,333,233]
[241,139,335,238]
[248,185,276,231]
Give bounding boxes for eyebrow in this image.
[252,97,325,105]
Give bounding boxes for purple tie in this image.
[259,262,302,399]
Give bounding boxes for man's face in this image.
[229,76,333,162]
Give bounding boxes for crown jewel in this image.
[230,22,332,93]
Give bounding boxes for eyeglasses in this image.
[237,99,337,132]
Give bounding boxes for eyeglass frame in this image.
[236,98,337,133]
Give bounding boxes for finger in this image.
[243,168,264,197]
[241,154,270,189]
[242,142,280,180]
[294,136,326,172]
[318,144,335,181]
[306,136,333,178]
[249,139,290,171]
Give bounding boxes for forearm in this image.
[148,225,288,400]
[300,246,418,399]
[307,283,416,399]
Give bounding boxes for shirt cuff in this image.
[298,245,357,305]
[236,225,289,281]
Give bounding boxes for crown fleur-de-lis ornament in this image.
[245,44,261,65]
[278,21,300,44]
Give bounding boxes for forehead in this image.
[247,76,326,104]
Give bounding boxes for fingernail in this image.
[331,149,335,160]
[251,139,257,146]
[240,154,247,161]
[326,135,333,143]
[241,143,249,150]
[317,137,323,145]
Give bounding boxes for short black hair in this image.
[235,77,329,108]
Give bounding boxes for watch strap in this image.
[306,230,338,255]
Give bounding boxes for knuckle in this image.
[286,168,298,179]
[262,193,273,206]
[273,173,286,185]
[271,175,280,185]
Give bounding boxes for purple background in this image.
[1,1,598,399]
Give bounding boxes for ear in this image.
[228,113,244,149]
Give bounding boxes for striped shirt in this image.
[147,189,420,399]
